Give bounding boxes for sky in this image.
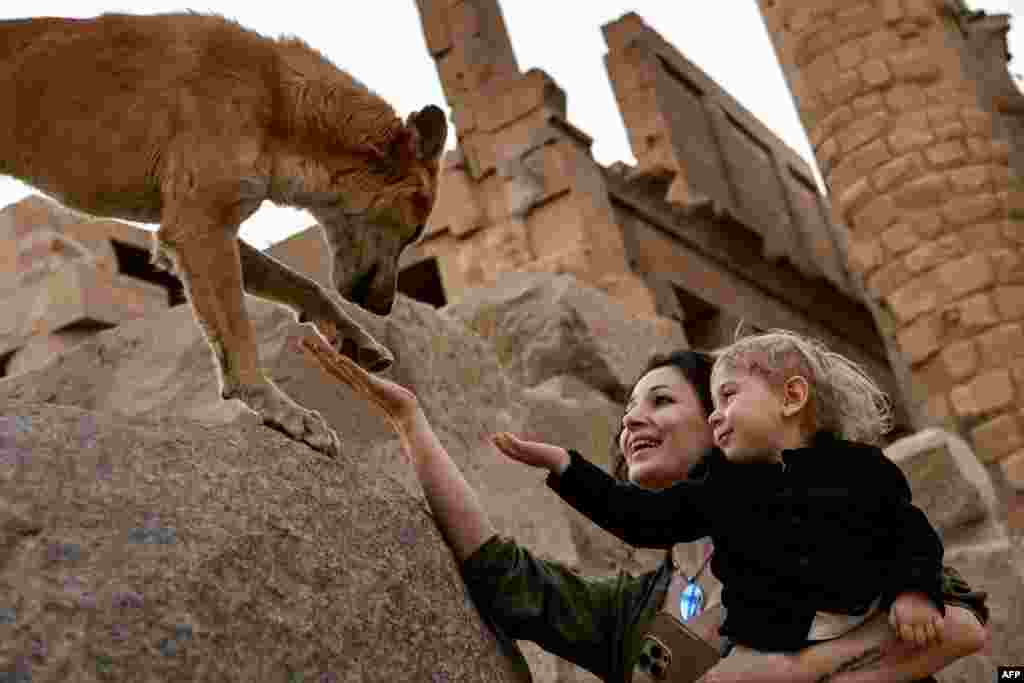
[1,1,1020,250]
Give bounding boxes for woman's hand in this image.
[889,591,945,647]
[293,334,421,434]
[490,432,571,475]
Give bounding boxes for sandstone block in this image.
[822,69,865,107]
[933,120,967,142]
[885,429,998,539]
[866,257,912,299]
[882,0,904,24]
[805,50,840,86]
[888,47,941,83]
[873,152,925,193]
[885,83,928,112]
[847,236,885,274]
[994,285,1024,320]
[837,177,873,218]
[852,189,902,236]
[817,105,855,143]
[904,234,964,274]
[887,271,941,322]
[939,339,979,382]
[941,194,1001,226]
[837,111,889,154]
[924,139,969,169]
[949,165,992,194]
[851,91,885,115]
[835,39,866,70]
[991,249,1024,285]
[976,323,1024,370]
[971,412,1024,463]
[860,58,892,89]
[897,311,942,364]
[1001,449,1024,491]
[960,221,1005,251]
[880,221,921,255]
[935,253,994,300]
[889,128,935,156]
[908,210,944,239]
[892,173,949,209]
[941,292,1000,332]
[965,137,992,163]
[950,370,1015,418]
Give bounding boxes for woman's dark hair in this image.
[611,349,716,482]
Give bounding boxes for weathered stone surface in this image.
[0,271,686,682]
[883,428,1022,682]
[885,429,1001,544]
[441,271,689,403]
[938,541,1024,683]
[0,402,529,682]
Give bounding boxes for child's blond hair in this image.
[711,329,894,445]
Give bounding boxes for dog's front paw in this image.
[234,380,342,459]
[299,316,393,373]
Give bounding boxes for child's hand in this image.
[490,432,571,474]
[889,591,945,647]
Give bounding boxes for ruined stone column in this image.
[756,0,1024,488]
[413,0,663,319]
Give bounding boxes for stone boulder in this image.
[0,401,529,682]
[0,271,686,682]
[442,271,689,404]
[885,429,1024,682]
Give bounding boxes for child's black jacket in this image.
[546,431,945,652]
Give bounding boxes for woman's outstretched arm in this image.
[297,333,495,562]
[396,407,496,562]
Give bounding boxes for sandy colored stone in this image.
[0,402,531,683]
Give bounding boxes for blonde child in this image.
[492,330,948,675]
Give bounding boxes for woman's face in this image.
[618,366,715,490]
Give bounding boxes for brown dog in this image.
[0,12,447,458]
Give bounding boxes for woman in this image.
[307,342,988,683]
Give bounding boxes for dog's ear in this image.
[405,105,448,161]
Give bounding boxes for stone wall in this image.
[755,1,1024,499]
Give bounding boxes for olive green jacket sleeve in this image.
[461,534,673,683]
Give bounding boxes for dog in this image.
[1,12,448,458]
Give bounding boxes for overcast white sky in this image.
[2,2,1020,249]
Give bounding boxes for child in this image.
[491,330,947,668]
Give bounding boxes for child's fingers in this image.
[917,622,934,647]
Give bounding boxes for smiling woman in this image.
[301,336,990,683]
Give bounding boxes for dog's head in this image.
[314,104,447,315]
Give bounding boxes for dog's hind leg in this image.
[237,239,393,372]
[157,215,342,459]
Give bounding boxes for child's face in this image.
[708,365,789,464]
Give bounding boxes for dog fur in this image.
[0,12,448,457]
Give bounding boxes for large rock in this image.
[2,269,1014,683]
[442,271,689,403]
[0,402,528,682]
[885,429,1023,682]
[0,272,684,682]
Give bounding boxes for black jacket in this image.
[546,431,945,652]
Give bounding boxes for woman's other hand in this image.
[490,432,571,475]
